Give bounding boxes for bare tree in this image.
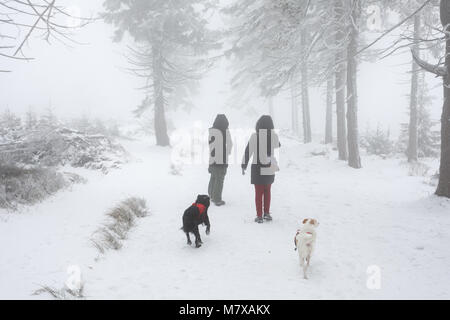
[0,0,91,72]
[408,14,421,162]
[334,0,348,161]
[224,0,312,142]
[346,0,361,169]
[412,0,450,198]
[325,76,333,144]
[290,73,300,137]
[379,0,441,163]
[300,28,312,143]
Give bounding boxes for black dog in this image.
[182,195,211,248]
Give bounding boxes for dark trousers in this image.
[254,184,271,217]
[208,166,227,202]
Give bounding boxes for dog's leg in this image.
[303,263,308,279]
[303,254,312,279]
[299,252,307,279]
[299,255,308,279]
[298,249,304,267]
[185,232,192,245]
[194,226,202,248]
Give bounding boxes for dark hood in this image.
[256,115,274,131]
[212,114,229,131]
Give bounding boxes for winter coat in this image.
[209,114,233,169]
[242,116,280,185]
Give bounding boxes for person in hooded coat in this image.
[241,115,280,223]
[208,114,233,206]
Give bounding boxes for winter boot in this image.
[214,200,226,206]
[263,213,273,221]
[254,216,264,224]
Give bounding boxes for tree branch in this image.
[411,48,447,77]
[356,0,433,57]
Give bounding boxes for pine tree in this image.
[381,0,441,162]
[25,108,38,130]
[38,108,58,129]
[224,0,313,142]
[398,73,440,159]
[0,109,21,130]
[362,125,394,157]
[103,0,220,146]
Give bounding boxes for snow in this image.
[1,134,450,299]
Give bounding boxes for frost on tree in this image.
[103,0,220,146]
[412,0,450,198]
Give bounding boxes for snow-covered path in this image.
[1,136,450,299]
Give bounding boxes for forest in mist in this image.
[1,0,450,301]
[1,0,449,197]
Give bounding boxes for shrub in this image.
[1,124,127,172]
[361,127,394,157]
[0,162,67,209]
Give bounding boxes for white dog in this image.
[294,218,319,279]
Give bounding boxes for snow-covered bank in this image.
[1,136,449,299]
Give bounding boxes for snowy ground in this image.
[1,134,450,299]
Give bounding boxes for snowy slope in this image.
[1,135,450,299]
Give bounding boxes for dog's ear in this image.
[310,219,319,227]
[302,219,308,224]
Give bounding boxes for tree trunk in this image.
[325,77,333,144]
[301,29,312,144]
[408,15,420,163]
[335,0,348,160]
[436,0,450,197]
[290,75,300,136]
[346,0,362,169]
[152,47,170,147]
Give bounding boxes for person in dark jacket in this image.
[241,115,280,223]
[208,114,233,206]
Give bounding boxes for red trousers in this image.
[254,184,271,217]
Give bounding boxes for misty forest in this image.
[1,0,450,299]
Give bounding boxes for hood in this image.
[212,114,229,131]
[256,115,274,131]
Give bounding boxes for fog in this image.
[1,0,450,301]
[0,0,443,136]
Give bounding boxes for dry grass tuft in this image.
[91,197,148,254]
[33,285,84,300]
